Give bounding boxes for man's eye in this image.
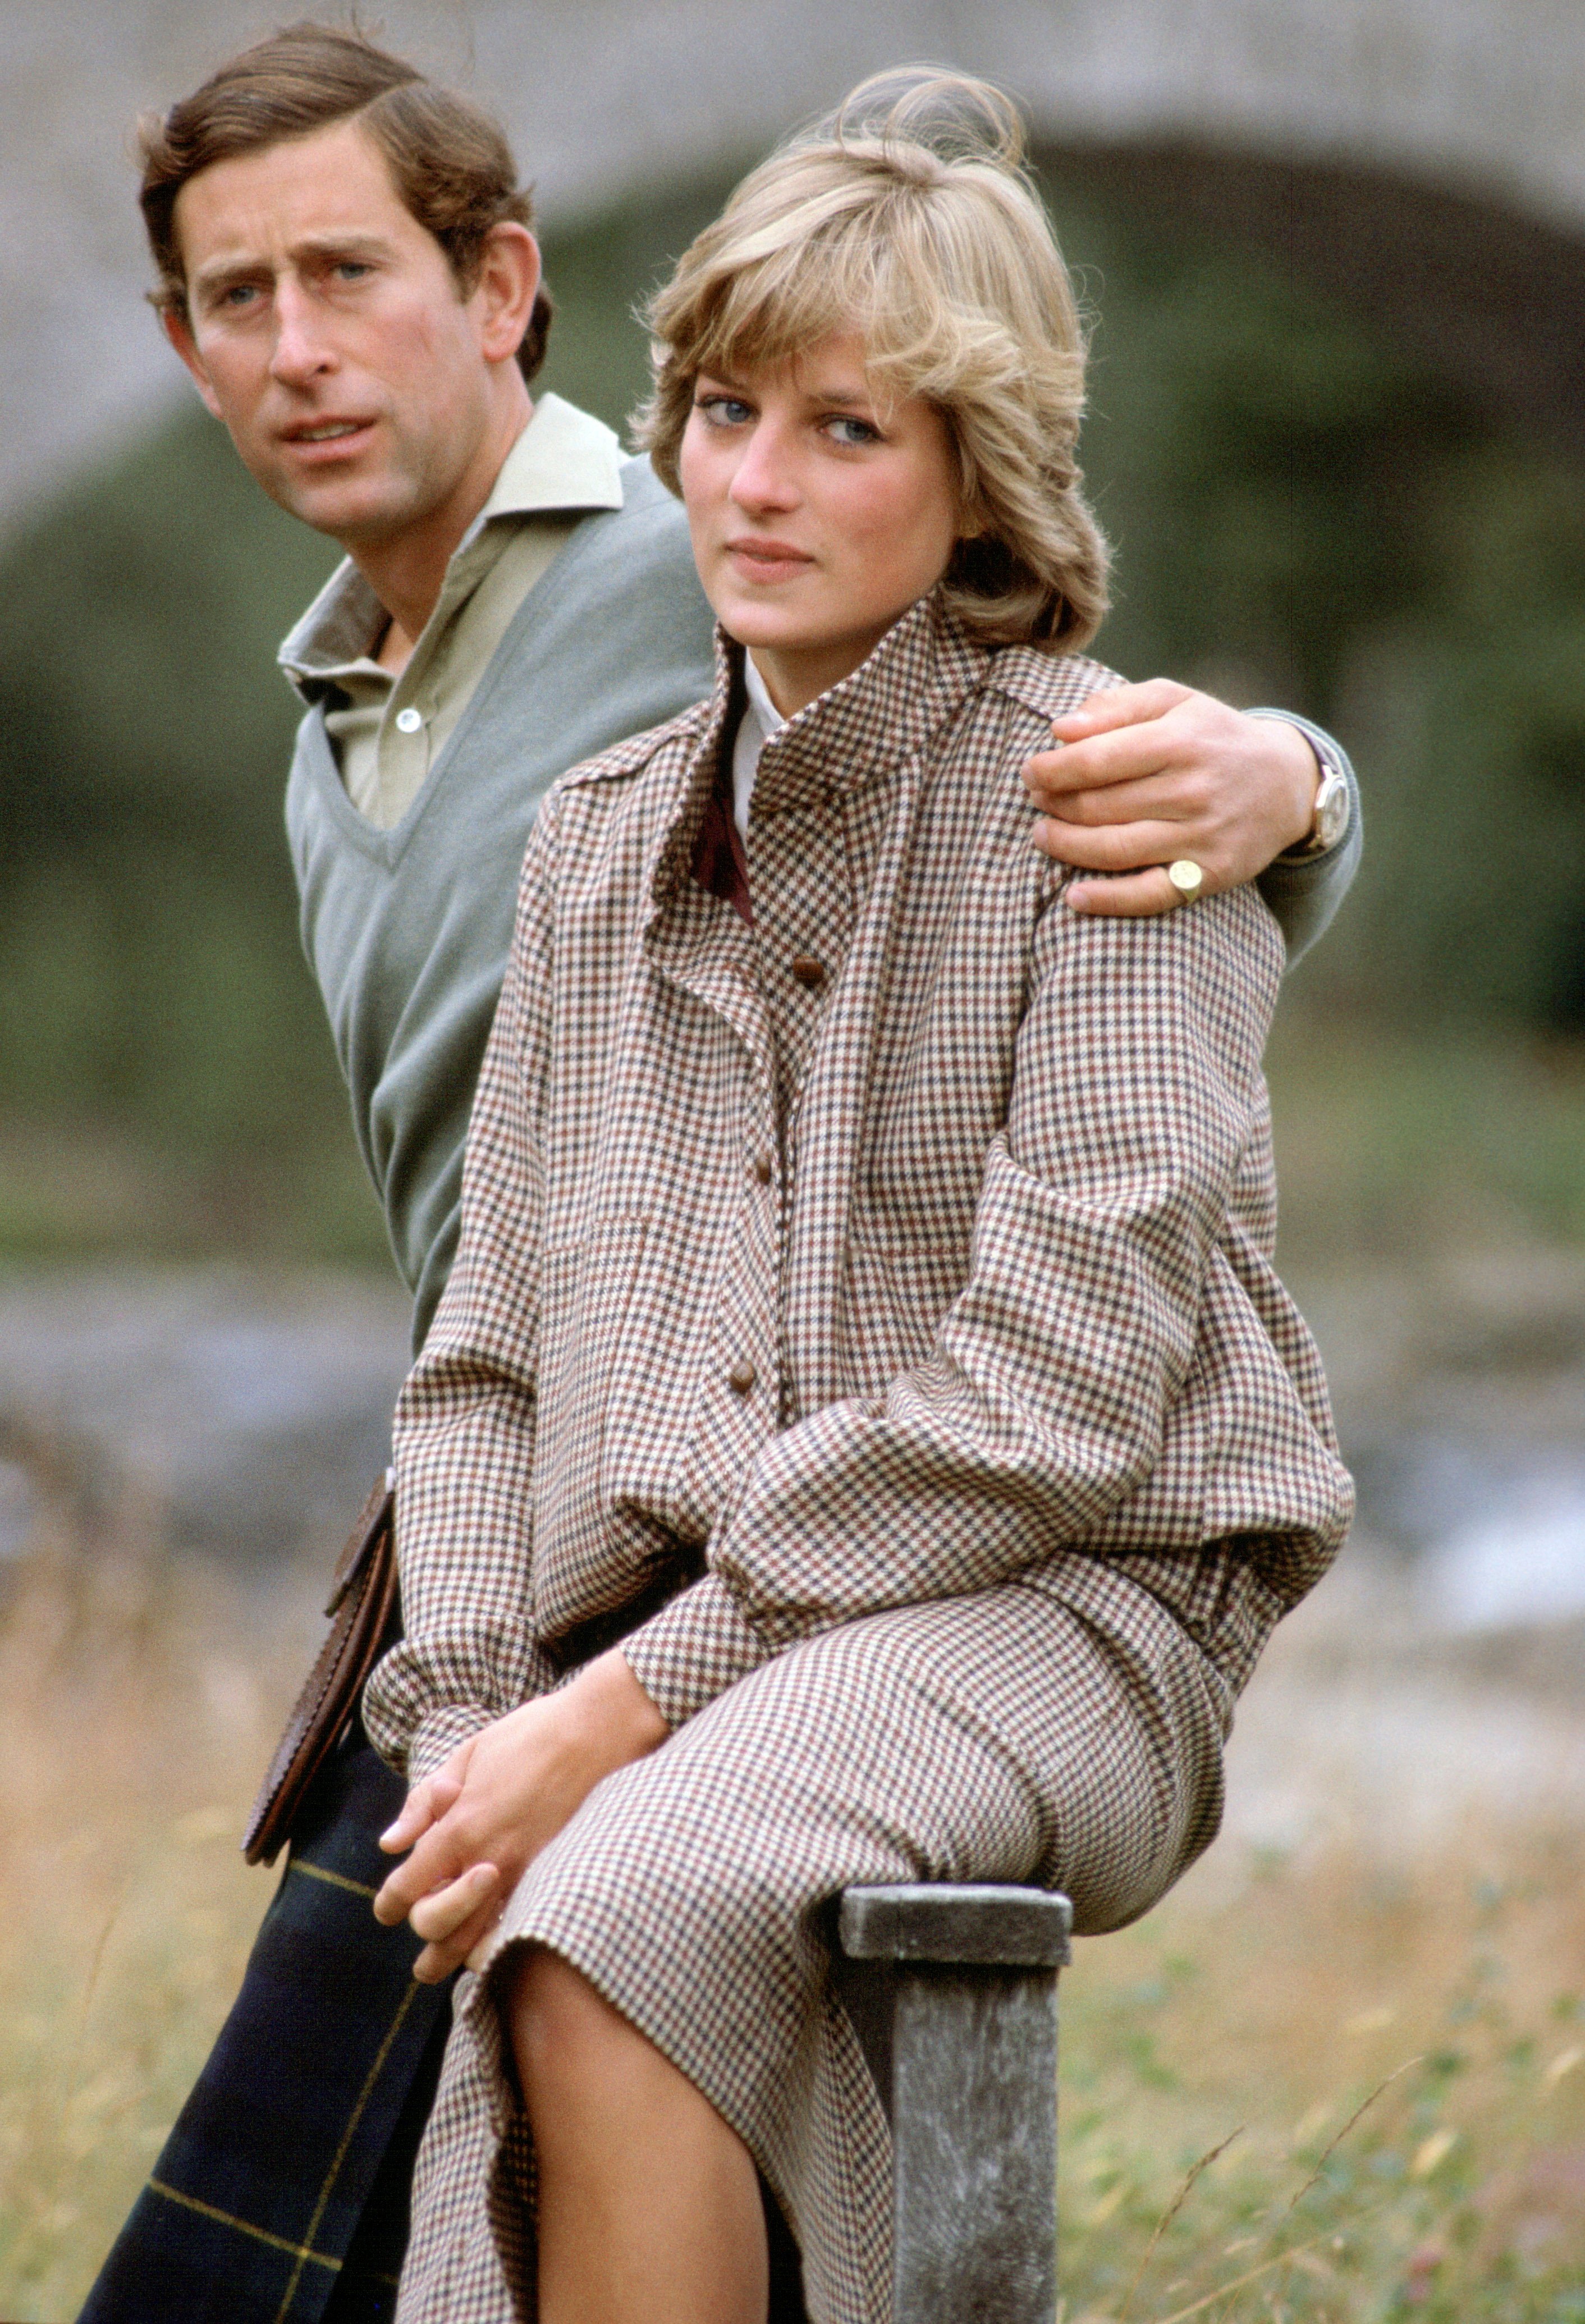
[825,415,881,447]
[334,262,373,282]
[218,285,259,310]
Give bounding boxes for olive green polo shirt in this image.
[278,393,625,830]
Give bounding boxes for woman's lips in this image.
[725,537,814,584]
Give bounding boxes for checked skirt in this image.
[73,1714,811,2324]
[393,1572,1233,2324]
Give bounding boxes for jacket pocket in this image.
[839,1233,970,1398]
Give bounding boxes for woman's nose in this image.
[729,423,798,513]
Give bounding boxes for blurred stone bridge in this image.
[4,0,1582,533]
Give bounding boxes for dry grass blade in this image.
[1282,2055,1422,2218]
[72,1891,126,2055]
[1147,2219,1369,2323]
[1110,2058,1421,2321]
[1116,2125,1245,2321]
[0,1530,300,2319]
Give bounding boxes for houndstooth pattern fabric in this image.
[365,590,1350,1780]
[397,1575,1234,2324]
[363,589,1353,2321]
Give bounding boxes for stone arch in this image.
[1034,140,1585,455]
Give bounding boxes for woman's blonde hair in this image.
[639,68,1110,652]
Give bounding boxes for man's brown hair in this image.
[139,20,553,380]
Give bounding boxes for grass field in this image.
[1058,1824,1585,2321]
[1,1503,1581,2324]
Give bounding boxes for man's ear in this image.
[161,304,226,421]
[474,223,541,367]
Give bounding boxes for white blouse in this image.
[730,651,787,837]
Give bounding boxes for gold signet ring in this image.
[1167,858,1204,904]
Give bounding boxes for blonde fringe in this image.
[637,67,1110,652]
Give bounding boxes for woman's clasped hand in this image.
[373,1647,668,1982]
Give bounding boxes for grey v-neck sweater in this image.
[285,455,1359,1352]
[286,458,716,1346]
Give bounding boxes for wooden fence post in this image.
[838,1883,1073,2324]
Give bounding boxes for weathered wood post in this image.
[838,1883,1073,2324]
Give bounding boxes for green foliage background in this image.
[1,162,1582,1259]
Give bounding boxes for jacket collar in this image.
[647,590,989,912]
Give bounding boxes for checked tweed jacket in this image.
[365,591,1352,1781]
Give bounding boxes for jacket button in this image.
[751,1151,773,1184]
[790,955,826,989]
[728,1358,756,1395]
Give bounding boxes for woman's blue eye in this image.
[826,415,880,447]
[699,395,753,426]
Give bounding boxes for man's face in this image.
[167,119,514,548]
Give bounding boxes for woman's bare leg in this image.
[509,1945,769,2324]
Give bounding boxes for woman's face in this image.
[679,331,961,718]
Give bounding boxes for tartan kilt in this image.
[77,1723,453,2324]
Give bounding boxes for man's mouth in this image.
[286,419,373,446]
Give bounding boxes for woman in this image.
[365,70,1352,2324]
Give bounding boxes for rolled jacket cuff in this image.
[401,1702,496,1788]
[620,1571,772,1727]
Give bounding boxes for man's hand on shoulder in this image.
[1024,679,1322,919]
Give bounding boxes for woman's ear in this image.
[950,443,988,542]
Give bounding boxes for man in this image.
[81,24,1359,2323]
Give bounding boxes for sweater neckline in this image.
[288,495,626,870]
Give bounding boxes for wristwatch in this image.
[1287,757,1350,858]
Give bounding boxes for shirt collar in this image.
[472,391,624,527]
[740,652,786,748]
[277,393,626,690]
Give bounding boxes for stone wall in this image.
[3,0,1582,532]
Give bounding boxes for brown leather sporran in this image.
[242,1469,397,1866]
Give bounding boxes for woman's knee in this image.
[506,1945,633,2112]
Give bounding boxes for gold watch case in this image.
[1309,761,1350,854]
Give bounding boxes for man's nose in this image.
[268,278,338,386]
[728,420,799,513]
